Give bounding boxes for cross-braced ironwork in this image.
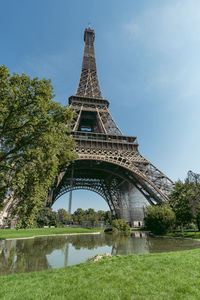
[48,27,174,222]
[76,28,102,99]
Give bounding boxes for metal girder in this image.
[49,164,123,216]
[76,69,102,99]
[76,28,102,99]
[48,26,174,222]
[0,27,175,227]
[74,147,173,203]
[48,155,173,221]
[70,101,123,136]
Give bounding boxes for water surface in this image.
[0,232,200,275]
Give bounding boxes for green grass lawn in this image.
[167,231,200,239]
[1,249,200,299]
[0,227,102,240]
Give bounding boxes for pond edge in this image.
[5,232,101,241]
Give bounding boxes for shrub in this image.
[104,227,113,233]
[144,204,175,235]
[112,219,130,233]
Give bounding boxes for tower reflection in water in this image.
[1,233,200,276]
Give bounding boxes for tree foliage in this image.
[0,66,76,227]
[33,207,113,228]
[57,209,70,224]
[169,180,194,228]
[72,208,112,226]
[170,181,193,227]
[35,207,59,228]
[144,204,175,235]
[111,219,130,233]
[169,171,200,229]
[186,171,200,226]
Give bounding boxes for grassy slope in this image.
[1,249,200,300]
[0,227,102,239]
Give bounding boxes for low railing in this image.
[71,131,138,145]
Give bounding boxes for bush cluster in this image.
[105,219,130,234]
[144,204,175,235]
[144,171,200,235]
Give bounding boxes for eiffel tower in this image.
[48,27,174,223]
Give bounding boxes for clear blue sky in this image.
[1,0,200,212]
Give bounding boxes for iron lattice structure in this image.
[48,27,174,222]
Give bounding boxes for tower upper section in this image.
[76,27,103,99]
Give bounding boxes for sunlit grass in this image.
[0,227,103,240]
[1,249,200,299]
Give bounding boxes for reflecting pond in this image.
[0,232,200,276]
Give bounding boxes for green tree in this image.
[186,171,200,229]
[72,208,113,226]
[86,208,98,226]
[196,210,200,231]
[97,210,105,221]
[73,208,85,225]
[169,172,200,231]
[169,180,194,228]
[0,66,76,227]
[104,211,112,224]
[35,207,58,228]
[57,209,69,224]
[144,204,175,235]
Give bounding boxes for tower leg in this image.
[119,182,149,223]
